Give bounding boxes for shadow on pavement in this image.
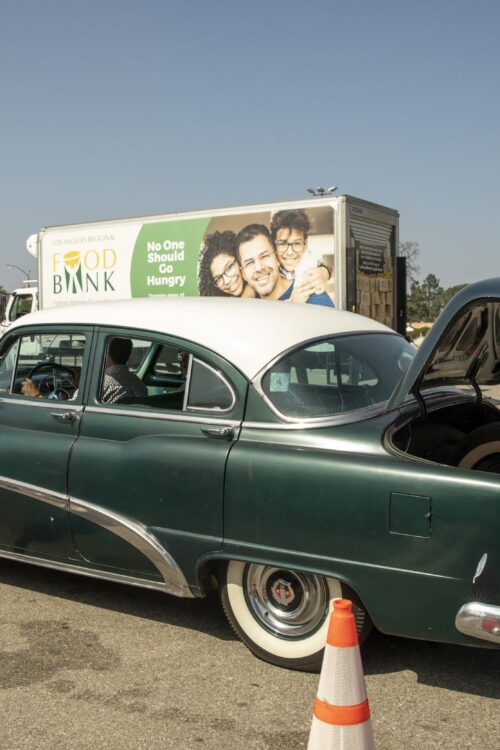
[362,628,500,699]
[0,558,235,641]
[2,558,499,699]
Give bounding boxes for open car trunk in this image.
[387,279,500,474]
[391,395,500,473]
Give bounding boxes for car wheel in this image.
[220,561,372,671]
[454,424,500,472]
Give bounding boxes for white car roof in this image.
[10,298,393,380]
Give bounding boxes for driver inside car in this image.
[21,366,81,400]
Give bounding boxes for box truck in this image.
[1,194,405,333]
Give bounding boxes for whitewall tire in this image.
[220,560,371,671]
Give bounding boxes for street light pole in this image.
[5,264,31,280]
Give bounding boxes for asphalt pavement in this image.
[0,559,498,749]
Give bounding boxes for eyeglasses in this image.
[241,251,273,273]
[213,259,239,288]
[275,240,307,254]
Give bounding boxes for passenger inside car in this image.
[98,337,190,409]
[101,337,148,404]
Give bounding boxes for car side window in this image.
[262,334,415,419]
[9,294,33,322]
[98,335,234,413]
[0,338,20,394]
[187,359,235,411]
[99,336,152,405]
[6,332,86,400]
[152,345,186,377]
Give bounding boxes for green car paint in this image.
[0,289,498,669]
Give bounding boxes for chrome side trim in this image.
[0,548,167,593]
[251,379,387,426]
[242,404,387,431]
[455,601,500,644]
[0,475,67,510]
[84,405,240,426]
[0,396,84,413]
[0,474,194,598]
[68,495,193,597]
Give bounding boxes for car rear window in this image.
[261,333,415,419]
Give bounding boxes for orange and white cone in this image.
[307,599,375,749]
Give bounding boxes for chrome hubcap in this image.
[244,565,329,638]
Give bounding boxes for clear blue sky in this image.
[1,0,499,291]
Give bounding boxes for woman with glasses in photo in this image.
[198,230,255,298]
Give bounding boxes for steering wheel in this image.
[28,362,77,400]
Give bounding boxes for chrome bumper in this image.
[455,602,500,644]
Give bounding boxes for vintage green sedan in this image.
[0,281,499,671]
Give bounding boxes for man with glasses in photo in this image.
[236,222,334,306]
[236,224,288,301]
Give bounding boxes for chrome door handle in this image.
[201,426,234,441]
[50,411,77,423]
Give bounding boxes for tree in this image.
[407,280,425,321]
[401,239,469,325]
[438,283,468,309]
[399,241,420,289]
[421,273,444,320]
[407,273,444,322]
[0,287,8,318]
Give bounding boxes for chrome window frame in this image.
[185,357,236,413]
[94,337,236,416]
[1,330,87,402]
[252,331,411,424]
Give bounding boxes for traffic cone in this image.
[307,599,375,749]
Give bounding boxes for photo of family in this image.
[197,207,335,307]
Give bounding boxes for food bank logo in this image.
[51,248,116,295]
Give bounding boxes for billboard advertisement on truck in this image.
[2,195,403,333]
[39,204,336,308]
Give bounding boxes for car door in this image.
[67,328,247,590]
[0,325,92,560]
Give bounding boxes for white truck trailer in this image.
[1,194,405,333]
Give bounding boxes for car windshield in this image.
[261,333,415,419]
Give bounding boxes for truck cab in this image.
[1,281,38,335]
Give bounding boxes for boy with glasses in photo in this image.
[270,209,334,307]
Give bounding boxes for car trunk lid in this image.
[387,277,500,411]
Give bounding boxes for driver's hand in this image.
[21,378,42,398]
